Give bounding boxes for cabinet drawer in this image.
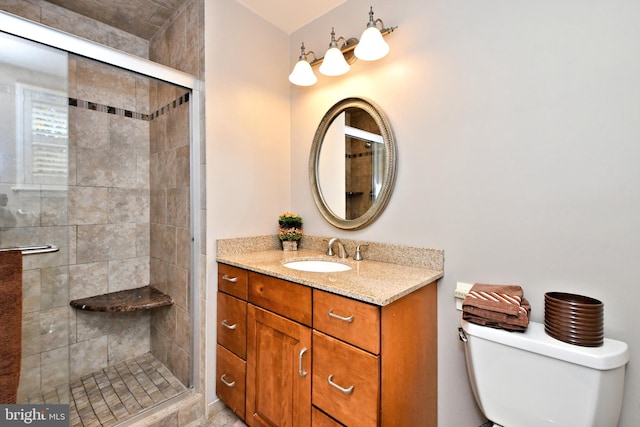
[217,292,247,359]
[312,331,379,427]
[248,272,312,326]
[313,290,380,354]
[216,344,246,420]
[218,263,248,300]
[312,407,344,427]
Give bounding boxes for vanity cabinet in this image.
[216,262,438,427]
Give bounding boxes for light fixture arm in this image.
[328,28,348,50]
[309,33,359,67]
[366,6,397,34]
[297,42,317,63]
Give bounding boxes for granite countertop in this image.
[217,248,443,306]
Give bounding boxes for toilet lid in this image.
[461,320,630,370]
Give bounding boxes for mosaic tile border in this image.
[346,151,374,159]
[68,92,189,122]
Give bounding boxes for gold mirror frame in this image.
[309,97,397,230]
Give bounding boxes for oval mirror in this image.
[309,97,397,230]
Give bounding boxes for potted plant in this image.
[278,212,303,251]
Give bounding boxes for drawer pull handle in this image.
[298,347,308,377]
[327,374,354,394]
[222,274,238,283]
[221,319,237,330]
[328,309,354,323]
[220,374,235,387]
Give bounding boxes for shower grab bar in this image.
[0,244,59,255]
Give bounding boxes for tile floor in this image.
[22,352,187,427]
[206,406,246,427]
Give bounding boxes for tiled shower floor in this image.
[22,353,186,427]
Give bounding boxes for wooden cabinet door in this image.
[246,304,311,427]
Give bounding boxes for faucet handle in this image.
[354,244,369,261]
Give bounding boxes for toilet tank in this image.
[460,320,629,427]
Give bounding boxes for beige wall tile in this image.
[136,223,151,257]
[175,145,190,188]
[108,256,150,292]
[107,321,150,365]
[70,335,108,380]
[166,102,189,150]
[167,187,188,228]
[150,223,176,264]
[17,354,41,401]
[75,60,137,110]
[70,108,109,150]
[41,346,69,392]
[108,188,150,224]
[41,266,69,310]
[69,187,109,225]
[69,261,108,300]
[150,189,167,225]
[77,223,137,263]
[22,269,42,314]
[38,307,70,354]
[109,115,149,155]
[176,227,190,270]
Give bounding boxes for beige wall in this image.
[289,1,640,425]
[204,0,291,404]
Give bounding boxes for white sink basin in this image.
[283,260,352,273]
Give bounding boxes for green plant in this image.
[278,212,303,241]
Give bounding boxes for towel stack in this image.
[462,283,531,332]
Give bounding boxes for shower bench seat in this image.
[69,285,174,312]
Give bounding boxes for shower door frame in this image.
[0,10,203,394]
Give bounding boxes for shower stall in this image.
[0,12,201,426]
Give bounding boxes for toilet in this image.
[459,319,630,427]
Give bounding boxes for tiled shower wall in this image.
[2,0,203,403]
[149,82,192,386]
[67,58,193,387]
[67,56,153,381]
[148,0,204,393]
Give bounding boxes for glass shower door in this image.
[0,31,70,404]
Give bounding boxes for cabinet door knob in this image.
[221,319,237,330]
[328,308,354,323]
[220,374,236,387]
[327,374,354,394]
[298,347,308,377]
[222,274,238,283]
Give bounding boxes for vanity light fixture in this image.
[288,42,318,86]
[289,6,397,86]
[354,7,390,61]
[319,28,352,76]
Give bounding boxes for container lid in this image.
[461,319,630,370]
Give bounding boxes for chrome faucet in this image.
[327,238,348,259]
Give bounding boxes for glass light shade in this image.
[289,59,317,86]
[354,26,390,61]
[319,47,350,76]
